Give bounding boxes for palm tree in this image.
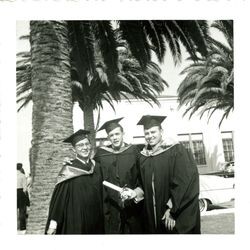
[72,56,168,145]
[177,20,233,126]
[61,22,171,142]
[17,20,209,233]
[119,20,208,66]
[18,20,209,115]
[66,20,209,141]
[17,30,168,145]
[19,20,210,145]
[24,21,74,234]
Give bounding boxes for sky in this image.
[16,21,32,174]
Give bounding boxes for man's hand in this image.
[161,209,176,231]
[63,157,73,166]
[120,187,137,201]
[47,228,56,235]
[47,220,57,234]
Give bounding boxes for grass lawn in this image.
[201,213,234,234]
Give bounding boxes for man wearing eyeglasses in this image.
[45,130,104,234]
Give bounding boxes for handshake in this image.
[103,181,142,203]
[120,187,137,201]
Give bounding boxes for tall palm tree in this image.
[177,20,233,126]
[24,21,74,234]
[62,22,169,144]
[17,31,168,145]
[18,20,209,113]
[119,20,209,66]
[17,20,209,234]
[72,56,168,145]
[69,20,208,141]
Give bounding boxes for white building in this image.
[74,95,234,175]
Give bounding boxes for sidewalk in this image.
[18,200,235,234]
[201,200,235,234]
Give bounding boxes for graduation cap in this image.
[98,118,123,134]
[63,129,90,146]
[137,115,166,129]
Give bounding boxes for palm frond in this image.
[179,63,206,75]
[100,94,116,112]
[68,21,96,83]
[177,73,203,95]
[190,20,209,57]
[119,21,151,68]
[218,105,232,127]
[173,21,200,61]
[174,20,208,59]
[94,21,119,83]
[178,82,198,102]
[161,22,182,65]
[19,35,30,40]
[207,36,232,55]
[17,92,32,112]
[142,21,166,63]
[211,20,233,48]
[198,100,219,119]
[116,74,135,92]
[178,89,198,106]
[16,51,31,59]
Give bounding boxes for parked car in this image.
[201,161,235,178]
[199,174,235,214]
[223,161,234,178]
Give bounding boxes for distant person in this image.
[17,163,29,231]
[19,167,30,207]
[45,130,104,234]
[20,167,25,175]
[122,115,201,234]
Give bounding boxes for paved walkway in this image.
[202,207,234,216]
[18,200,235,234]
[201,200,234,234]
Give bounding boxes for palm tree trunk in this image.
[27,21,74,234]
[83,103,96,147]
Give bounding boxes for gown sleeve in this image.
[169,144,199,216]
[133,146,144,203]
[45,181,69,233]
[93,148,101,163]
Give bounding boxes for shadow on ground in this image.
[207,199,234,211]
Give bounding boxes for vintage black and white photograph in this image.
[16,19,235,235]
[1,1,250,250]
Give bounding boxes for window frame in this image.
[178,133,207,167]
[221,131,234,162]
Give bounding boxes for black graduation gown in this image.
[139,142,200,234]
[94,144,144,234]
[45,159,104,234]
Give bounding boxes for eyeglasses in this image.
[75,143,91,149]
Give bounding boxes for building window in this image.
[181,141,191,152]
[192,139,206,165]
[222,131,234,162]
[96,138,109,147]
[178,133,206,165]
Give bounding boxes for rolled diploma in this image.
[103,181,123,192]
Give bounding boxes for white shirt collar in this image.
[76,156,90,165]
